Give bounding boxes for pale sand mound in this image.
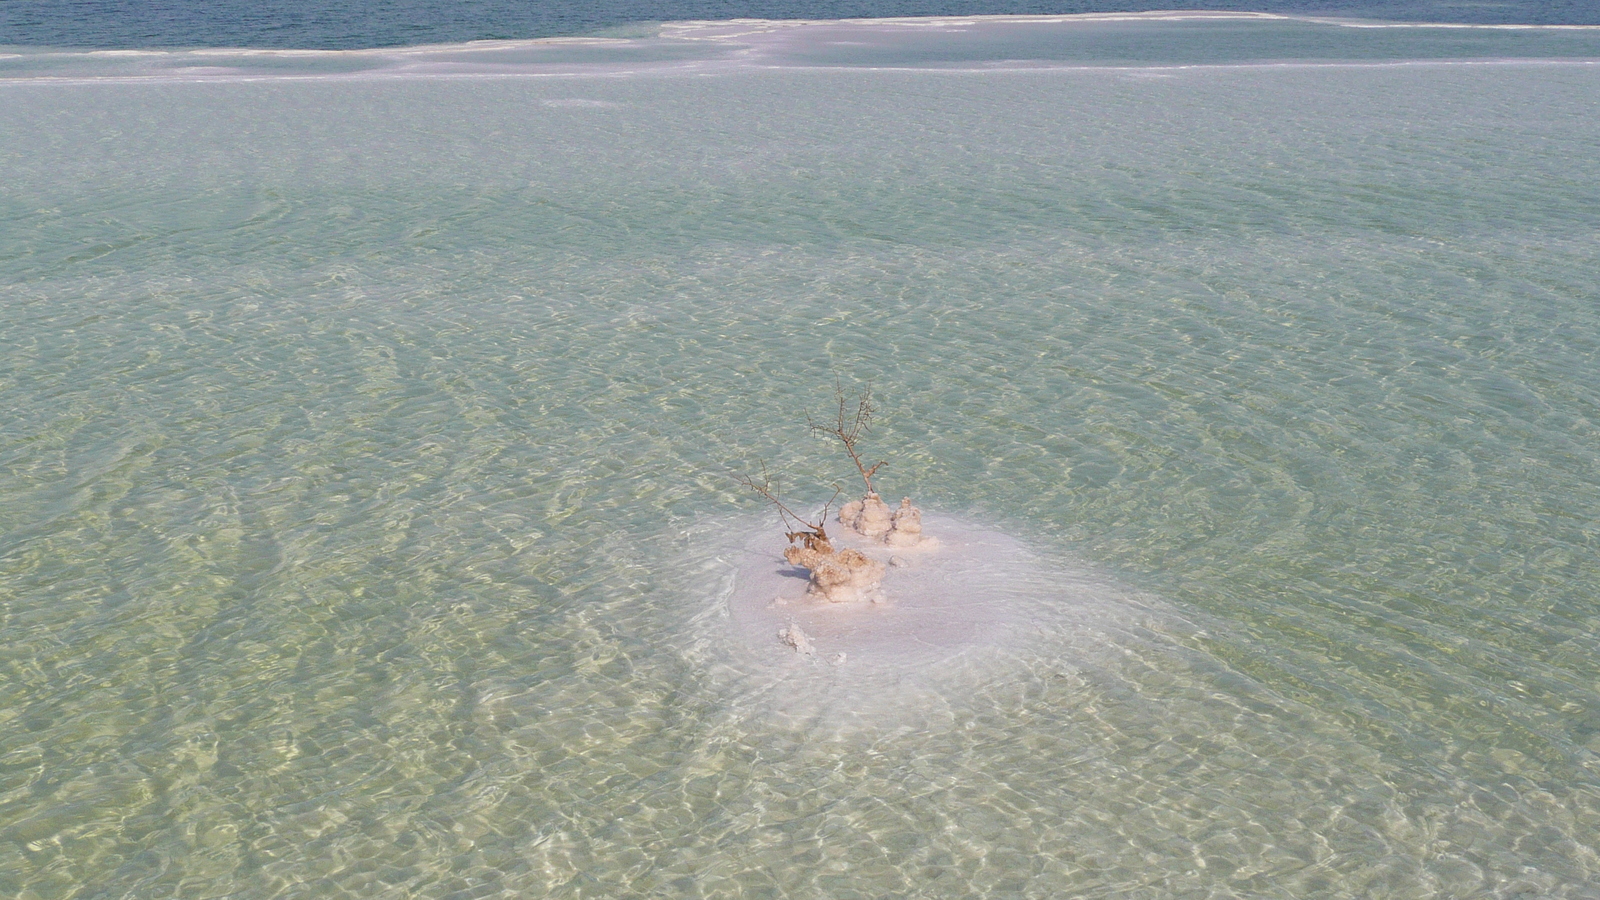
[727,512,1032,667]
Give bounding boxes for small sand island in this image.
[740,387,926,607]
[735,386,1009,665]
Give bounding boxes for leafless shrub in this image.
[808,381,885,495]
[734,459,839,551]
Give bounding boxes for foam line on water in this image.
[659,11,1600,41]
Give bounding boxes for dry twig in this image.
[809,381,885,495]
[734,460,839,549]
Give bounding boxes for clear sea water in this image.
[4,11,1600,900]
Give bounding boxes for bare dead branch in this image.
[735,459,831,546]
[808,380,887,495]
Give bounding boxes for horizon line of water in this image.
[4,12,1600,85]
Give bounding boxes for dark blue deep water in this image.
[4,0,1599,49]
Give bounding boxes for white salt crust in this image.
[727,512,1034,668]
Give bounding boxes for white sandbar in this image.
[727,512,1037,667]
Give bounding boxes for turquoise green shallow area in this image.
[3,17,1600,899]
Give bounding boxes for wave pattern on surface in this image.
[2,19,1600,900]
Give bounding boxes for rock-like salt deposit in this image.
[838,493,931,549]
[727,511,1035,668]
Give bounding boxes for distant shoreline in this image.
[4,13,1599,85]
[4,1,1600,53]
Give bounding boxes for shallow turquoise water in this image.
[3,16,1600,899]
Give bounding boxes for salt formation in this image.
[725,511,1038,669]
[838,493,931,547]
[780,494,928,604]
[739,386,937,642]
[886,498,925,547]
[838,493,893,538]
[777,622,815,656]
[783,533,886,605]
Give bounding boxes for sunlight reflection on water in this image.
[1,17,1599,899]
